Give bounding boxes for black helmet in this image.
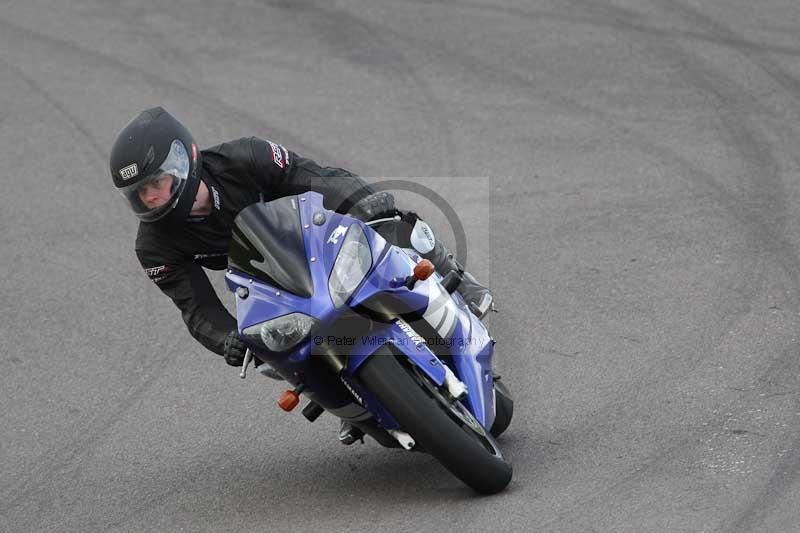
[110,107,201,223]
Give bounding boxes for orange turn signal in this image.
[414,259,435,281]
[278,390,300,411]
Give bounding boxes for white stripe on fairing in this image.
[431,291,453,334]
[438,298,457,337]
[422,279,459,338]
[393,249,461,339]
[425,286,447,332]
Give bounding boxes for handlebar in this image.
[365,215,401,227]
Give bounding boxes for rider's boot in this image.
[339,420,364,445]
[421,239,495,319]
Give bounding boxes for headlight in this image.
[242,313,317,352]
[329,224,372,307]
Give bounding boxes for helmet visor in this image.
[119,139,190,222]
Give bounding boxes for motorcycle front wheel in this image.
[358,346,512,494]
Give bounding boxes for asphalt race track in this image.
[2,1,800,531]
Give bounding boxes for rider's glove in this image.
[349,191,396,222]
[222,330,247,367]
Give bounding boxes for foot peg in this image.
[302,401,325,422]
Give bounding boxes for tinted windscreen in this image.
[228,197,314,297]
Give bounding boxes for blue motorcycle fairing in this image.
[226,192,497,432]
[450,310,496,430]
[345,319,446,387]
[346,238,497,429]
[226,269,323,331]
[422,278,496,429]
[226,195,390,332]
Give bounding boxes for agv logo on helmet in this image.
[119,163,138,180]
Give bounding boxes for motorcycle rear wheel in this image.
[358,347,512,494]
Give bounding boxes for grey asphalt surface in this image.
[2,0,800,531]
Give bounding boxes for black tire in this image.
[358,348,512,494]
[490,378,514,438]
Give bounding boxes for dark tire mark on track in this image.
[0,14,335,164]
[0,351,177,526]
[0,57,107,165]
[259,0,460,177]
[412,0,800,58]
[524,1,800,526]
[663,0,800,111]
[653,3,800,528]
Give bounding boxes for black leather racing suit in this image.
[135,137,378,356]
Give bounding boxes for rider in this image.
[109,107,494,442]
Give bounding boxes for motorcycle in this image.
[225,192,514,494]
